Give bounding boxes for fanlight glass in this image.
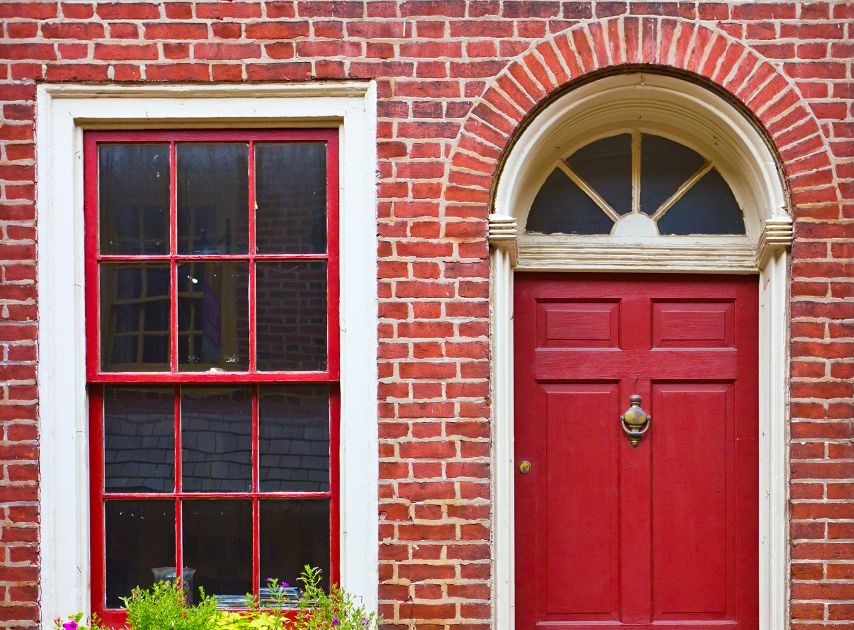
[526,133,746,236]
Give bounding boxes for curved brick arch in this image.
[445,16,838,222]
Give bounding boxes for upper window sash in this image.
[83,129,340,383]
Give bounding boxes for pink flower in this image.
[62,622,78,630]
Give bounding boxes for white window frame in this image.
[488,73,792,630]
[36,82,379,627]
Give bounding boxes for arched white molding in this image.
[494,73,792,272]
[489,73,790,630]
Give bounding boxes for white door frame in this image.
[488,74,792,630]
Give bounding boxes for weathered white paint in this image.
[488,219,517,630]
[495,72,791,274]
[489,73,791,630]
[36,82,378,627]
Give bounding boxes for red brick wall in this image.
[0,1,852,628]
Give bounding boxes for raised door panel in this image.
[651,384,734,621]
[540,383,620,620]
[651,300,735,348]
[537,300,621,348]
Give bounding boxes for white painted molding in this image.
[36,82,378,628]
[757,216,795,268]
[759,249,791,630]
[487,214,518,266]
[489,243,515,630]
[493,73,790,273]
[489,73,790,630]
[38,81,373,100]
[516,235,758,273]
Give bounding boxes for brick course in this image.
[0,1,852,628]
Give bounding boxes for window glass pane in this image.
[260,500,330,598]
[640,134,707,215]
[183,500,252,606]
[99,143,170,255]
[526,169,614,235]
[181,387,252,492]
[177,143,249,255]
[658,169,746,235]
[256,142,327,254]
[256,262,328,372]
[104,386,174,493]
[105,500,175,609]
[178,262,249,371]
[260,385,329,492]
[566,133,632,215]
[100,263,170,372]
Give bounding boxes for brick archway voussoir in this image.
[446,15,834,216]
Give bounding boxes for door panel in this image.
[537,300,621,348]
[515,274,758,630]
[651,300,735,348]
[542,383,619,618]
[651,384,731,619]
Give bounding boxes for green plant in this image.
[122,580,218,630]
[293,566,380,630]
[212,610,284,630]
[57,566,379,630]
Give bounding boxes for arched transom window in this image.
[527,132,746,237]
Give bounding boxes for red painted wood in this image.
[84,128,339,384]
[84,129,341,625]
[251,384,260,597]
[248,140,257,377]
[88,386,106,620]
[514,274,758,630]
[169,141,178,374]
[174,384,183,587]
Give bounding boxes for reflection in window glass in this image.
[525,133,746,238]
[527,169,614,235]
[658,169,746,235]
[177,143,249,255]
[260,385,330,492]
[100,263,170,371]
[105,500,175,609]
[183,500,252,606]
[639,134,706,215]
[104,386,174,493]
[256,262,327,372]
[182,387,252,492]
[566,133,632,215]
[256,143,327,254]
[260,500,330,597]
[178,262,249,371]
[89,131,339,615]
[99,144,170,255]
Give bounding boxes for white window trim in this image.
[36,82,378,627]
[489,74,791,630]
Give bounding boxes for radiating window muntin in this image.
[526,132,746,237]
[85,129,339,620]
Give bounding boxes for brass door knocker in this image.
[620,394,651,447]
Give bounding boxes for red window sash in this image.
[84,128,340,384]
[84,129,341,624]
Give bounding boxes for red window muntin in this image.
[84,129,340,625]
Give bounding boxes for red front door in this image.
[514,274,758,630]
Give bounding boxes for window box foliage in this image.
[55,567,378,630]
